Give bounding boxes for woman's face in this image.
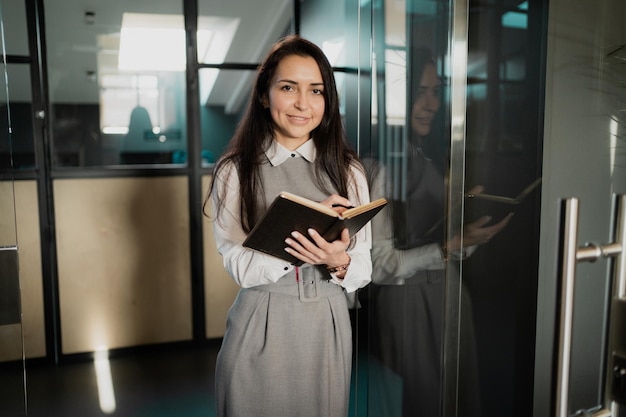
[267,54,325,150]
[410,63,440,137]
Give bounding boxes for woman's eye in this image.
[312,89,324,95]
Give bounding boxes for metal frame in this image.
[441,0,469,415]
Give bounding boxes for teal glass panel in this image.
[44,0,187,167]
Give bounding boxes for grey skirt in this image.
[215,266,352,417]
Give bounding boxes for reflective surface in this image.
[534,0,626,414]
[198,68,255,167]
[365,1,460,416]
[4,0,625,416]
[0,0,26,415]
[41,0,295,168]
[0,0,32,170]
[44,0,187,167]
[461,2,543,416]
[364,0,543,416]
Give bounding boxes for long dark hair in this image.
[204,35,360,233]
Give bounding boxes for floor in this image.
[1,312,368,417]
[2,342,220,417]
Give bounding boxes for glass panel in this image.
[365,0,459,416]
[1,0,28,56]
[198,68,255,167]
[0,9,17,245]
[299,0,367,150]
[197,0,294,165]
[0,65,34,170]
[44,0,187,167]
[198,0,292,65]
[0,1,26,416]
[461,1,543,416]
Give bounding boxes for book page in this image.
[342,198,389,218]
[279,192,339,217]
[279,191,388,220]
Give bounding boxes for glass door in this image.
[364,0,471,416]
[0,0,26,415]
[365,0,626,415]
[364,0,545,416]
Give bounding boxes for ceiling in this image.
[2,0,292,110]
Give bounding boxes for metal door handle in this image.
[555,195,626,417]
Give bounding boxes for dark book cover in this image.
[243,192,388,265]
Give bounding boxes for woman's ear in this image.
[261,96,269,109]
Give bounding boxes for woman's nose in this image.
[425,93,439,111]
[294,91,309,109]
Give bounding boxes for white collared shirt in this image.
[210,139,372,293]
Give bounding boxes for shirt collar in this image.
[265,139,317,166]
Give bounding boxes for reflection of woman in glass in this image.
[367,47,510,417]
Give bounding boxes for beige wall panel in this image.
[15,181,46,359]
[0,181,17,246]
[201,176,239,339]
[0,180,46,361]
[54,177,192,354]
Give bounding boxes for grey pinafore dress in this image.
[215,155,353,417]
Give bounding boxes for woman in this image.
[205,35,372,417]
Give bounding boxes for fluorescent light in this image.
[119,13,186,72]
[102,127,129,135]
[118,13,239,72]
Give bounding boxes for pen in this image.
[332,204,355,209]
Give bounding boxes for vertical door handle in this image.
[555,195,626,417]
[555,198,580,417]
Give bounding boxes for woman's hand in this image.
[450,214,512,250]
[284,193,353,267]
[284,227,351,267]
[319,193,354,215]
[446,185,512,251]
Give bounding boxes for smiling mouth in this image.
[288,115,310,122]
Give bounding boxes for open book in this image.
[418,178,542,239]
[243,191,388,265]
[464,178,542,224]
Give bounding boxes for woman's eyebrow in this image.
[276,79,324,87]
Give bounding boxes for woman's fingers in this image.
[284,228,350,265]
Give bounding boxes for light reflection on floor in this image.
[15,342,219,417]
[94,347,116,414]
